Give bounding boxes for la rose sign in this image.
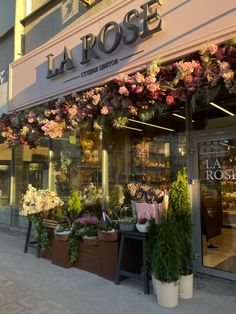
[46,0,162,79]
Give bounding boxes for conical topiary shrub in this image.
[169,168,194,299]
[169,168,193,276]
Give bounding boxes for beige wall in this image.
[9,0,236,112]
[24,0,115,53]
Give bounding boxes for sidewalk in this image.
[0,229,236,314]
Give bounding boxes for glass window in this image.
[13,139,50,228]
[199,138,236,274]
[193,95,236,130]
[107,108,187,208]
[0,143,11,225]
[51,129,102,204]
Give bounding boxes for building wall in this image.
[0,0,15,38]
[0,32,14,72]
[24,0,118,53]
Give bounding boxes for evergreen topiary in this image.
[151,215,181,283]
[169,168,193,275]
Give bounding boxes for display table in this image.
[115,231,150,294]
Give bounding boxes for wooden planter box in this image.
[40,228,54,260]
[98,239,119,281]
[74,239,99,275]
[52,238,72,268]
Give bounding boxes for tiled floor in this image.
[203,228,236,270]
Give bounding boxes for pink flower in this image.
[131,84,137,92]
[194,65,203,77]
[41,120,64,138]
[68,105,78,118]
[134,72,145,84]
[183,75,193,85]
[129,106,138,116]
[136,85,144,94]
[145,75,156,84]
[92,94,101,105]
[208,44,218,55]
[115,73,130,85]
[147,83,159,93]
[28,111,37,123]
[119,86,130,96]
[101,105,113,115]
[166,95,174,105]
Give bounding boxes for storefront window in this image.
[13,140,50,228]
[0,143,11,225]
[107,109,187,208]
[51,129,102,204]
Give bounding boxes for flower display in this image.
[127,182,165,204]
[80,183,102,208]
[0,39,235,149]
[21,184,64,218]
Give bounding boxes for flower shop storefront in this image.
[0,0,236,285]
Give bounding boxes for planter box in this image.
[52,238,72,268]
[74,240,99,275]
[98,239,119,281]
[40,228,54,260]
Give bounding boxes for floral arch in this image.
[0,38,235,149]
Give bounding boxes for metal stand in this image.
[115,231,150,294]
[24,220,41,258]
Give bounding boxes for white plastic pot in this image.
[179,273,193,299]
[151,274,157,295]
[155,279,179,308]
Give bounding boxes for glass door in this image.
[193,135,236,280]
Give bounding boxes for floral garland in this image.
[0,39,235,149]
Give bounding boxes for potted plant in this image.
[115,204,136,232]
[21,184,64,258]
[135,214,150,233]
[169,168,194,299]
[97,220,119,242]
[146,218,158,294]
[127,182,166,223]
[151,214,181,308]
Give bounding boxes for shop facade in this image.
[0,0,236,281]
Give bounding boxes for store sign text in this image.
[46,0,162,79]
[205,159,236,181]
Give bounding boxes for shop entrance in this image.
[192,130,236,281]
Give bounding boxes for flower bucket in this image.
[135,203,162,223]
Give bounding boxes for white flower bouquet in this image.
[21,184,64,219]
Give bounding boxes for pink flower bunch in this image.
[41,120,64,138]
[74,214,99,225]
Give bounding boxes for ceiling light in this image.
[172,113,195,122]
[129,119,174,132]
[117,125,143,132]
[210,102,235,116]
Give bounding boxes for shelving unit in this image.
[131,140,170,185]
